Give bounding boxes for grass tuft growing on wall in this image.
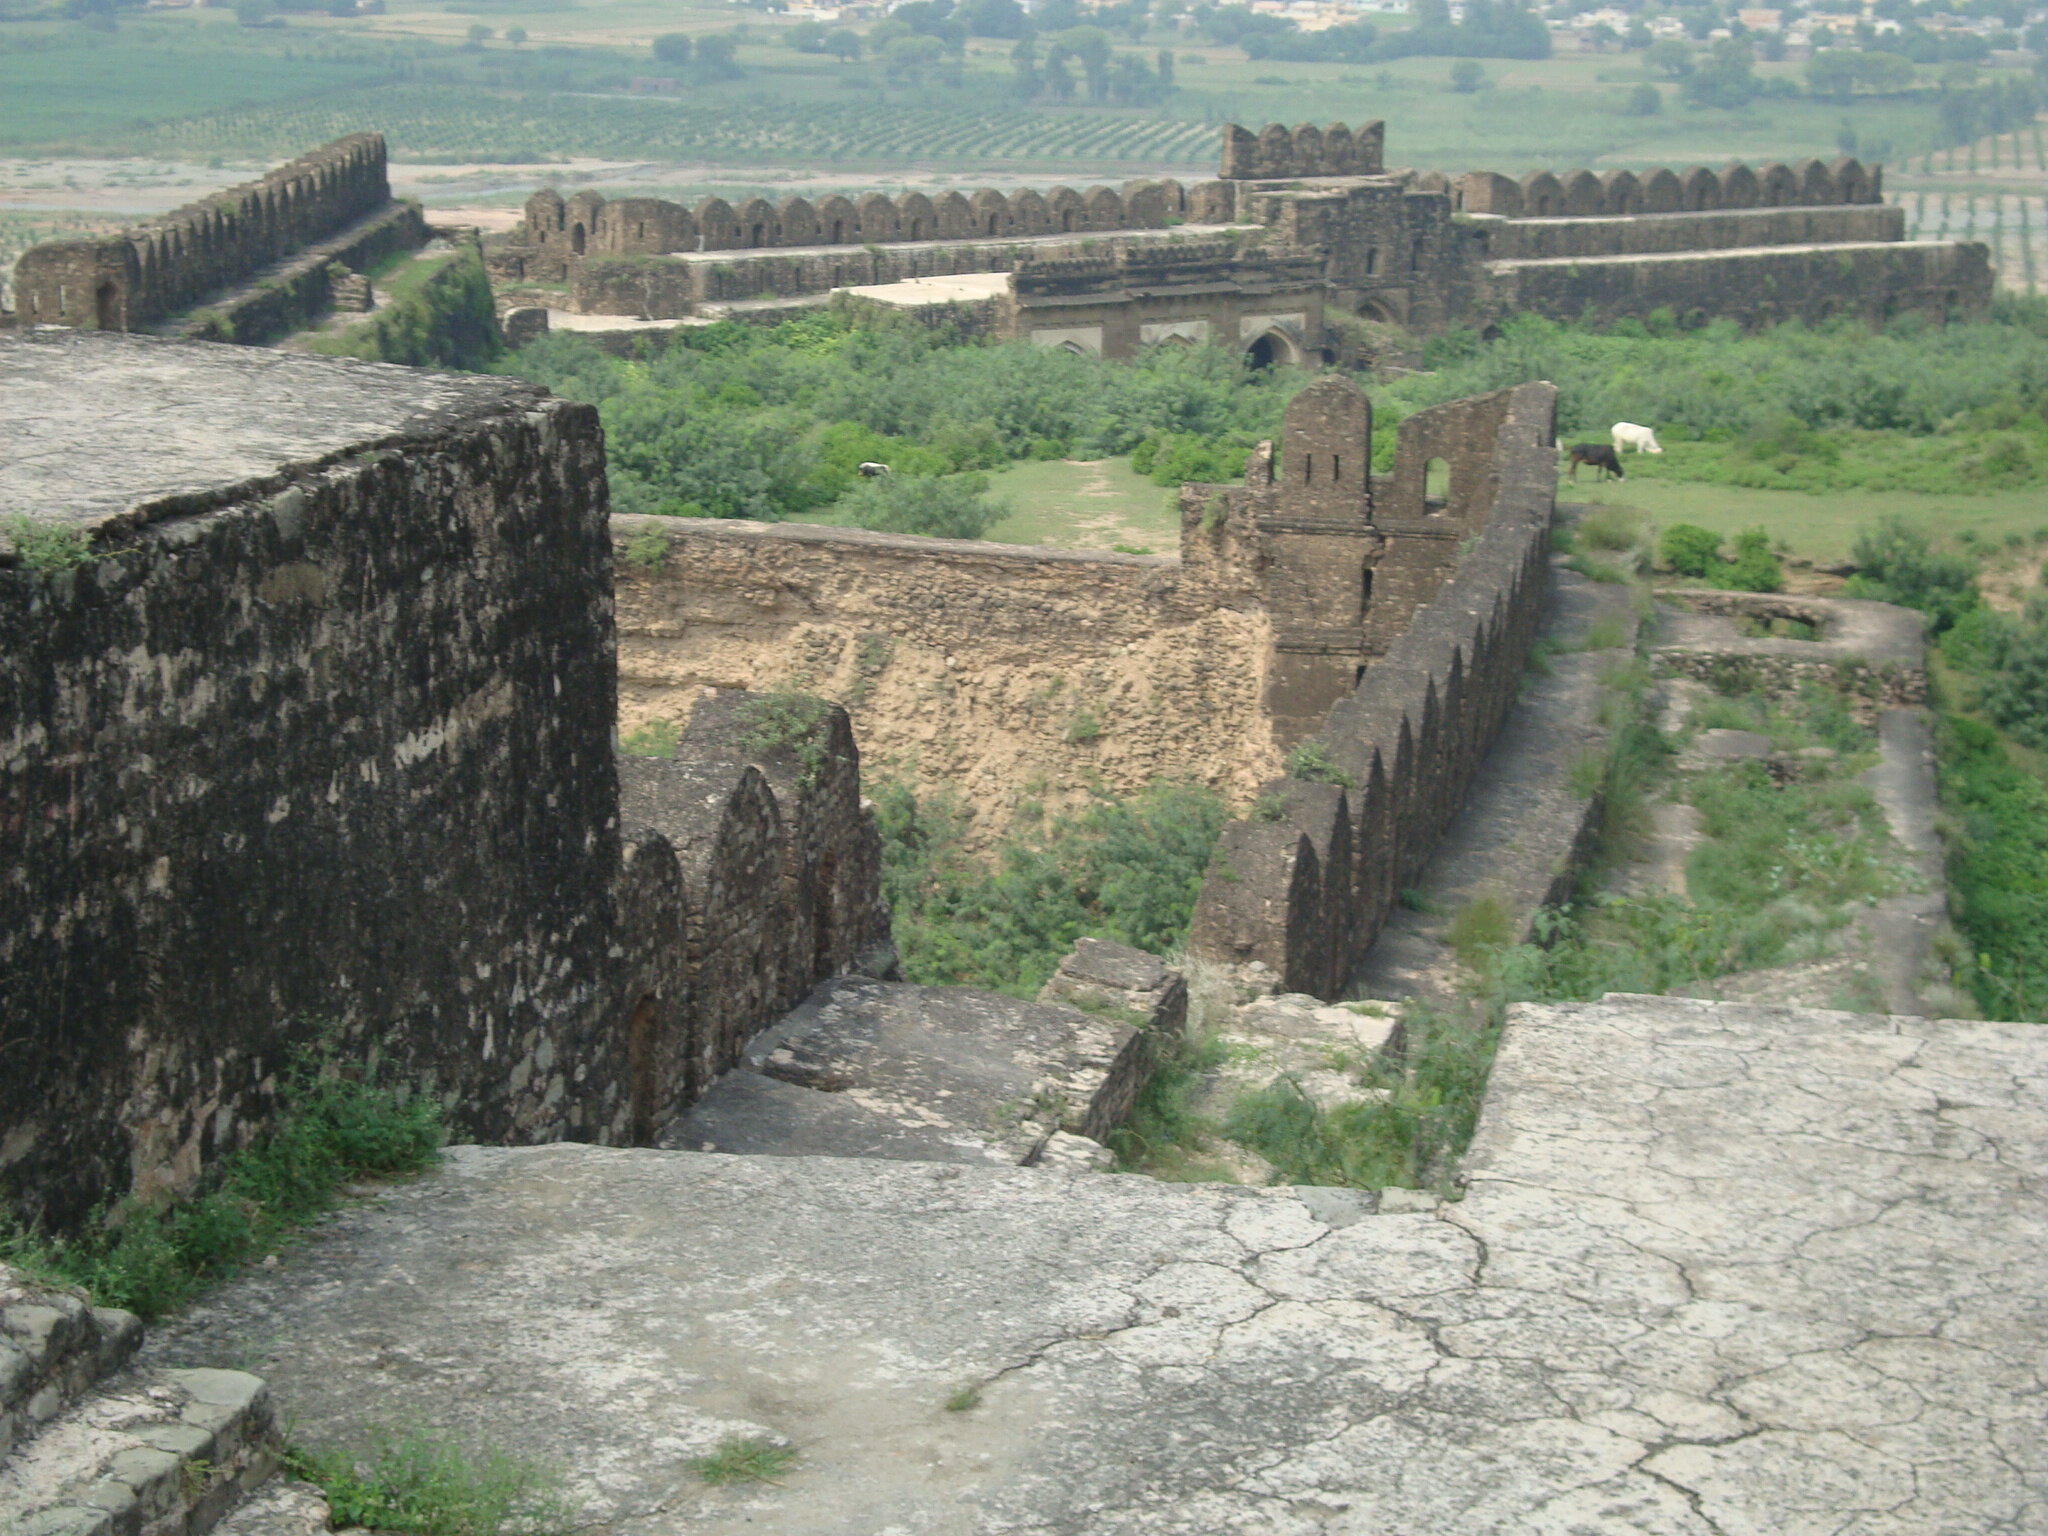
[1,1042,442,1319]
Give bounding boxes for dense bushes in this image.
[1386,302,2048,495]
[1845,519,2048,1016]
[1937,716,2048,1020]
[874,778,1225,996]
[502,312,1310,520]
[309,245,502,371]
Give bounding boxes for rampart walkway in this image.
[147,994,2047,1533]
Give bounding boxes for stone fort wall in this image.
[0,334,883,1228]
[608,375,1544,858]
[5,135,397,334]
[493,123,1989,344]
[609,518,1284,841]
[1187,381,1558,995]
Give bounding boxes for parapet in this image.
[507,176,1196,261]
[1454,155,1880,218]
[7,134,392,332]
[1187,380,1559,996]
[1220,121,1386,180]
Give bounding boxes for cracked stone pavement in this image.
[148,994,2047,1534]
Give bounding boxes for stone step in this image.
[0,1366,280,1536]
[666,939,1185,1166]
[208,1477,330,1536]
[2,1271,143,1458]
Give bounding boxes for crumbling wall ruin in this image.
[610,519,1283,840]
[0,333,885,1230]
[3,135,410,336]
[1188,381,1558,995]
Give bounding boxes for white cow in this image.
[857,462,892,477]
[1611,422,1663,455]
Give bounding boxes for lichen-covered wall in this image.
[1188,381,1558,996]
[610,519,1282,841]
[0,336,898,1230]
[0,371,632,1227]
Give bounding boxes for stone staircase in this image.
[0,1270,301,1536]
[666,938,1187,1169]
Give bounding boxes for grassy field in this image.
[1567,477,2048,564]
[980,458,1179,552]
[0,3,1988,175]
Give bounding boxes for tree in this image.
[697,32,743,77]
[1681,37,1758,107]
[1450,58,1485,90]
[1156,46,1174,88]
[1010,33,1040,94]
[232,0,273,25]
[959,0,1032,38]
[653,31,693,64]
[883,31,946,82]
[504,25,526,45]
[1623,81,1662,114]
[1644,37,1694,77]
[1044,47,1077,99]
[1587,20,1620,49]
[465,22,492,47]
[825,27,862,60]
[1625,17,1650,48]
[1805,48,1861,98]
[1056,24,1112,99]
[786,18,828,50]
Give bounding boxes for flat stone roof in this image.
[840,271,1013,306]
[663,223,1245,266]
[148,993,2047,1532]
[0,331,532,540]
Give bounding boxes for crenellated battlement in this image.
[1454,155,1880,218]
[5,134,397,333]
[1220,120,1387,180]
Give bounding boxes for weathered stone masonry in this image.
[0,332,882,1228]
[1188,380,1558,996]
[493,121,1989,351]
[1,134,424,345]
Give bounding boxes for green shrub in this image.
[1845,517,1981,633]
[1222,1002,1492,1192]
[1573,503,1644,553]
[823,472,1006,541]
[287,1430,570,1536]
[1711,525,1783,593]
[619,718,679,758]
[309,246,502,371]
[1936,713,2048,1019]
[1285,741,1355,787]
[3,1042,442,1318]
[874,778,1225,996]
[1659,522,1721,577]
[2,514,99,573]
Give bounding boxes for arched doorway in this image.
[94,283,119,331]
[1245,329,1300,369]
[570,222,587,255]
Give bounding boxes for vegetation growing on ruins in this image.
[286,1429,571,1536]
[874,777,1225,996]
[689,1435,799,1487]
[1221,1002,1494,1192]
[502,312,1309,521]
[0,1043,443,1318]
[1847,519,2048,1016]
[2,514,99,572]
[308,245,503,371]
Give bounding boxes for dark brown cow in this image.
[1566,443,1625,481]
